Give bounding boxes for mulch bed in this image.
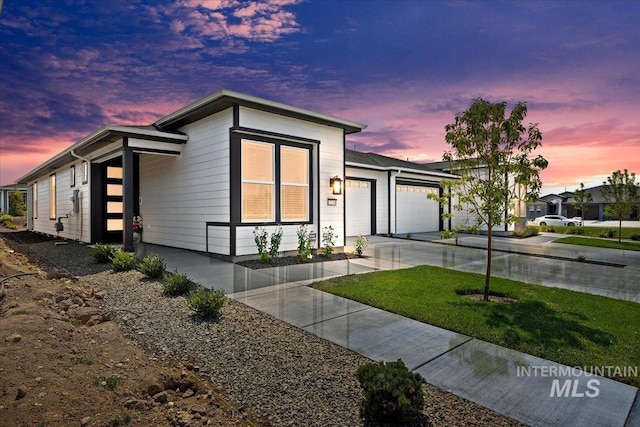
[238,252,366,270]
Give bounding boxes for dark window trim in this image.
[232,126,320,145]
[235,134,314,225]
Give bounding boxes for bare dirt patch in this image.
[0,238,253,427]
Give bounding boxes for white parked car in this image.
[533,215,581,227]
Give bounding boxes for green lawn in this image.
[540,225,640,238]
[312,266,640,387]
[554,236,640,251]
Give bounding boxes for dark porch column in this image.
[122,143,135,251]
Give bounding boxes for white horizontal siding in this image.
[139,109,232,252]
[29,162,90,242]
[207,226,230,256]
[235,224,300,256]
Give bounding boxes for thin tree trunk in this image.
[484,225,492,301]
[619,219,622,243]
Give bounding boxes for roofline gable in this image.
[155,89,367,134]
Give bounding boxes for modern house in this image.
[19,89,519,257]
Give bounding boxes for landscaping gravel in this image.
[2,230,523,426]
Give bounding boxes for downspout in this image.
[70,149,89,241]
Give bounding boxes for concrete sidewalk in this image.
[137,240,639,426]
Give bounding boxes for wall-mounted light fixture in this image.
[330,176,343,195]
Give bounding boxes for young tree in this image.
[8,189,26,217]
[441,98,548,301]
[573,183,592,223]
[601,169,639,242]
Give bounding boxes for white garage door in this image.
[346,179,372,236]
[396,184,440,233]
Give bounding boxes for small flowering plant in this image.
[354,235,369,256]
[133,216,143,233]
[320,225,336,258]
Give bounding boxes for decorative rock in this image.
[182,388,194,398]
[153,391,169,403]
[80,416,92,426]
[15,386,27,400]
[5,334,22,343]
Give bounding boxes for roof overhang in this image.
[17,126,188,184]
[155,89,367,135]
[346,161,459,180]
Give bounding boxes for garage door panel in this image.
[346,179,372,236]
[396,185,439,233]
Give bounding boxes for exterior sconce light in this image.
[330,176,343,195]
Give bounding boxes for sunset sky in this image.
[1,0,639,195]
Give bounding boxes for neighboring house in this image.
[529,185,639,221]
[0,184,27,214]
[344,150,458,236]
[17,89,366,256]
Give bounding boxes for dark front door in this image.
[103,159,124,243]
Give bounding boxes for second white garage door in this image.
[346,179,372,236]
[396,184,440,233]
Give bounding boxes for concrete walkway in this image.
[136,240,639,426]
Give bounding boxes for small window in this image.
[361,181,369,189]
[70,165,76,187]
[82,161,88,184]
[33,182,38,219]
[281,146,309,221]
[49,174,56,220]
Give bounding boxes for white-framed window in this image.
[242,140,275,222]
[280,146,309,221]
[49,174,56,220]
[32,182,38,219]
[70,165,76,187]
[82,161,88,184]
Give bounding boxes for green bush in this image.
[162,269,196,296]
[1,213,13,223]
[138,254,166,279]
[513,225,539,238]
[92,244,117,264]
[111,249,138,272]
[599,229,617,238]
[355,359,424,425]
[187,286,226,320]
[631,234,640,241]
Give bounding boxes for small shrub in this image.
[631,234,640,241]
[187,286,226,319]
[0,213,14,224]
[356,359,424,425]
[92,244,117,263]
[112,249,138,272]
[72,356,94,365]
[354,235,369,256]
[162,269,195,296]
[138,254,166,279]
[95,376,119,390]
[574,226,585,235]
[598,228,617,238]
[513,225,539,238]
[546,226,556,233]
[296,225,313,261]
[253,226,283,263]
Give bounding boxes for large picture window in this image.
[240,139,311,223]
[49,174,56,220]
